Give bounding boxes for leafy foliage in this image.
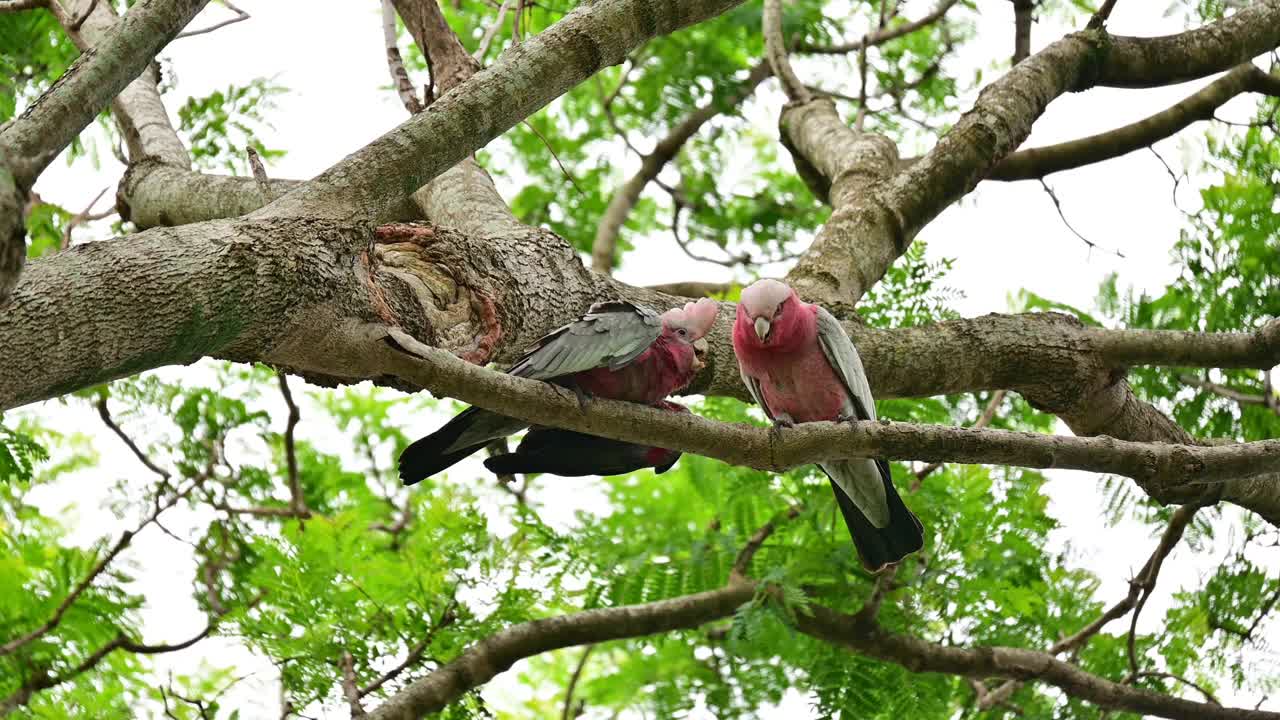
[177,78,287,174]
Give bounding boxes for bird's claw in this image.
[572,384,592,412]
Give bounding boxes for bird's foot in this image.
[571,383,593,412]
[836,412,859,425]
[768,415,795,443]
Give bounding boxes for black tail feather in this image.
[398,408,491,485]
[482,427,663,478]
[827,459,923,572]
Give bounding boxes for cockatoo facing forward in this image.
[731,279,923,571]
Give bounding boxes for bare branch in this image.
[0,0,46,11]
[276,371,308,519]
[1136,671,1222,707]
[1181,373,1274,408]
[988,64,1280,181]
[96,393,171,480]
[762,0,810,103]
[59,186,112,251]
[379,326,1280,489]
[363,584,756,719]
[731,505,802,580]
[561,645,594,720]
[795,0,961,54]
[175,0,248,39]
[474,0,514,60]
[381,0,423,114]
[1011,0,1033,64]
[644,280,733,298]
[0,0,212,302]
[590,61,771,273]
[358,600,457,698]
[340,651,368,717]
[1038,179,1126,258]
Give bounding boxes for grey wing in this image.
[506,301,662,380]
[814,306,877,421]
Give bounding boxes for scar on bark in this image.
[373,222,503,366]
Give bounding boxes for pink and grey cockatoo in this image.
[484,401,689,477]
[398,299,720,485]
[731,279,923,571]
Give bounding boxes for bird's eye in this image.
[677,328,687,336]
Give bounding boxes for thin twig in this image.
[358,600,457,698]
[561,645,594,720]
[95,394,171,480]
[175,0,248,39]
[59,186,112,251]
[522,120,586,198]
[276,371,308,520]
[1088,0,1120,29]
[731,505,802,580]
[0,478,200,657]
[474,0,514,60]
[1039,179,1126,258]
[1135,671,1221,706]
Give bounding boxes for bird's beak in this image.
[692,338,708,371]
[754,317,771,342]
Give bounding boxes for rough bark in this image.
[118,158,306,227]
[49,0,191,167]
[257,0,749,225]
[0,0,210,301]
[778,98,899,310]
[0,0,207,187]
[379,326,1280,487]
[390,0,480,96]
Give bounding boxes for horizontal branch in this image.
[1098,1,1280,89]
[795,604,1278,720]
[364,584,756,719]
[378,327,1280,488]
[989,63,1280,181]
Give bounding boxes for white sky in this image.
[20,0,1280,717]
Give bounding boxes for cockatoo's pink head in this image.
[737,278,797,343]
[660,298,720,372]
[659,297,720,344]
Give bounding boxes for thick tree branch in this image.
[378,326,1280,489]
[590,60,772,274]
[1098,2,1280,89]
[0,0,210,302]
[794,0,1280,308]
[988,63,1280,181]
[0,0,207,189]
[257,0,749,224]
